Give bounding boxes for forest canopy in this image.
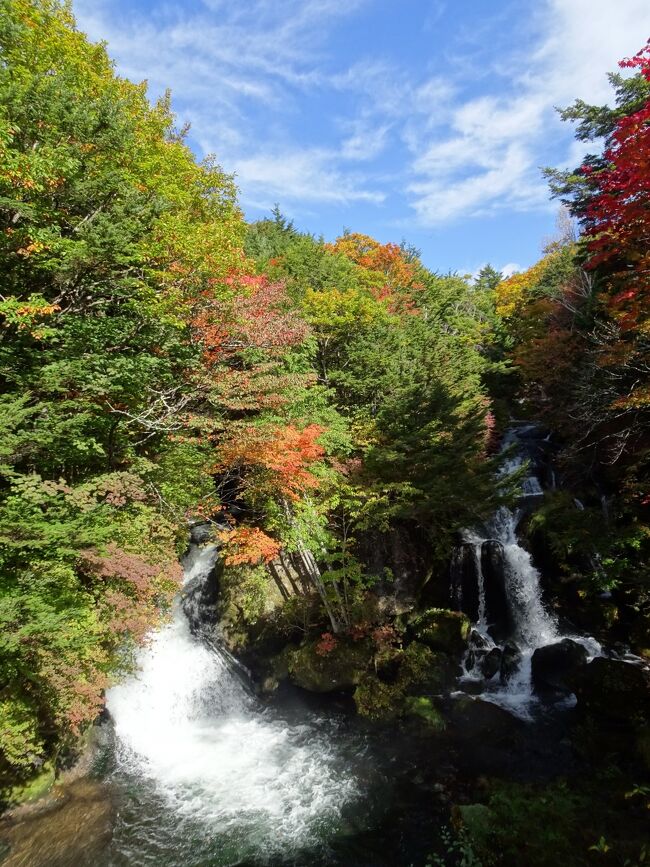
[0,1,647,802]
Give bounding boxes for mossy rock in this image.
[400,641,456,692]
[410,608,471,655]
[6,763,56,807]
[287,637,373,693]
[354,674,402,721]
[354,642,455,720]
[404,696,446,731]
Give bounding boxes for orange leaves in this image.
[214,423,325,500]
[217,526,280,566]
[328,233,419,288]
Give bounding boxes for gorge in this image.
[0,4,649,865]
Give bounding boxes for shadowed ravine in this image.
[2,429,647,867]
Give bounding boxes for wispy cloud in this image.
[73,0,650,225]
[231,150,386,207]
[405,0,650,225]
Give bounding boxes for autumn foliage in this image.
[580,43,650,341]
[214,423,325,500]
[217,526,281,566]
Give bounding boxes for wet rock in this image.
[531,639,588,694]
[287,637,373,693]
[469,629,490,650]
[448,696,523,743]
[0,778,113,867]
[480,541,512,641]
[499,640,522,683]
[450,544,480,622]
[189,521,215,545]
[480,647,502,680]
[573,657,649,722]
[410,608,471,656]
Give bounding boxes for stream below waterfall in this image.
[2,426,646,867]
[81,544,386,866]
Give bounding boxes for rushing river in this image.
[101,545,379,865]
[3,425,634,867]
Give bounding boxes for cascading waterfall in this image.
[105,541,367,863]
[455,427,600,719]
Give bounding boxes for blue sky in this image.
[74,0,650,276]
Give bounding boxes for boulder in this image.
[287,637,373,693]
[448,696,523,743]
[531,639,588,694]
[573,657,649,722]
[410,608,471,656]
[450,544,480,622]
[499,640,522,683]
[480,647,502,680]
[481,541,513,641]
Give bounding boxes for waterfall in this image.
[455,427,601,719]
[106,542,365,860]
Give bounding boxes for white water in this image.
[106,543,361,855]
[461,431,601,719]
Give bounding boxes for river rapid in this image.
[2,426,644,867]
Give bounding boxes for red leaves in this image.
[316,632,338,655]
[193,272,308,366]
[580,43,650,338]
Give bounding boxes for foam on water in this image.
[459,430,602,720]
[106,544,361,855]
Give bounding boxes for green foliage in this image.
[220,563,273,626]
[0,0,243,793]
[456,777,650,867]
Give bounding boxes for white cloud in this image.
[406,0,650,225]
[501,262,522,278]
[73,0,386,207]
[72,0,650,225]
[231,150,386,206]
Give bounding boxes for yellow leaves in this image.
[0,295,60,339]
[6,169,36,190]
[16,241,45,257]
[496,250,562,319]
[496,259,549,318]
[303,285,388,335]
[610,384,650,410]
[15,302,59,317]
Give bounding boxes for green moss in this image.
[404,696,446,731]
[288,638,373,693]
[410,608,471,655]
[354,640,455,720]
